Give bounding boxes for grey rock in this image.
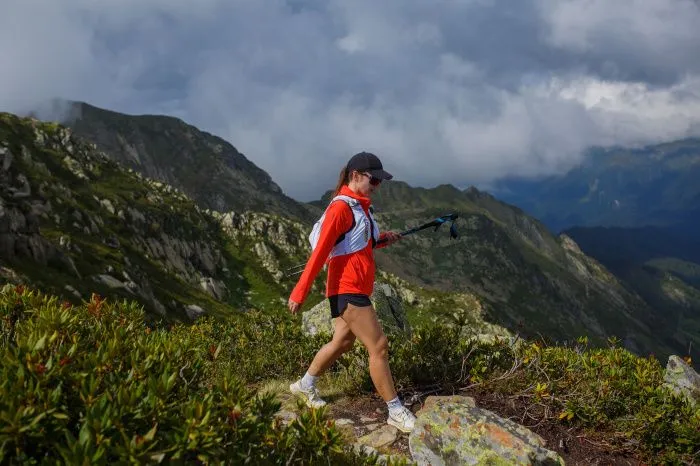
[64,285,81,299]
[357,425,399,449]
[664,355,700,406]
[99,198,115,215]
[94,274,126,289]
[200,277,226,300]
[185,304,206,320]
[1,148,13,171]
[334,418,355,426]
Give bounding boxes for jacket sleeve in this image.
[289,201,354,305]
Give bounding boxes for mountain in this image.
[54,101,317,223]
[491,139,700,233]
[0,109,689,364]
[0,111,322,321]
[486,138,700,360]
[563,225,700,357]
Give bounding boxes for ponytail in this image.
[332,165,350,197]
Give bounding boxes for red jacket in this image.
[290,185,391,304]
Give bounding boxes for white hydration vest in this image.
[309,195,379,260]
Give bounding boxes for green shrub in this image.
[0,285,395,465]
[488,339,700,463]
[2,283,698,464]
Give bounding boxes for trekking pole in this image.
[284,213,459,278]
[375,213,459,246]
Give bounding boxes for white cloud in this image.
[2,0,700,201]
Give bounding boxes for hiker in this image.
[287,151,417,433]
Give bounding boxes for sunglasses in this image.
[360,172,382,186]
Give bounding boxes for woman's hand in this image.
[288,298,301,315]
[382,231,402,246]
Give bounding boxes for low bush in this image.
[484,338,700,464]
[2,284,698,464]
[0,285,396,465]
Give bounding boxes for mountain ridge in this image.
[55,100,318,223]
[492,138,700,233]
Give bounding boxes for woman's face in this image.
[349,170,382,197]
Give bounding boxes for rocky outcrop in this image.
[216,210,311,282]
[664,355,700,406]
[0,113,233,318]
[0,146,80,278]
[409,396,565,465]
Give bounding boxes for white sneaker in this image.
[387,406,417,433]
[289,380,327,409]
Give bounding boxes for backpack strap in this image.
[368,214,377,249]
[329,195,358,245]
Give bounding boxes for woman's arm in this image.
[288,201,354,310]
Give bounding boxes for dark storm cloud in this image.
[2,0,700,201]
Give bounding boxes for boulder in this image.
[184,304,206,320]
[372,282,411,334]
[409,396,564,466]
[301,281,411,337]
[664,355,700,406]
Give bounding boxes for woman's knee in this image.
[369,335,389,358]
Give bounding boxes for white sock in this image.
[300,371,318,390]
[386,396,403,415]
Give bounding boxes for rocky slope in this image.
[57,101,317,222]
[0,112,304,321]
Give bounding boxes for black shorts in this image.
[328,293,372,318]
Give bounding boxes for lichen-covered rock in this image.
[372,283,411,335]
[409,396,565,466]
[301,282,411,337]
[664,355,700,406]
[302,299,333,336]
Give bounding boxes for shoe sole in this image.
[387,418,414,433]
[289,383,326,409]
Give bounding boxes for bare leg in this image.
[307,317,356,376]
[340,303,397,402]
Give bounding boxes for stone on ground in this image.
[357,425,400,449]
[409,396,565,466]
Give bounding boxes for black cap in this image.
[346,152,393,180]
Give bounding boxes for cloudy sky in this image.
[2,0,700,201]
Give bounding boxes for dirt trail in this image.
[268,380,645,465]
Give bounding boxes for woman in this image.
[287,151,417,433]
